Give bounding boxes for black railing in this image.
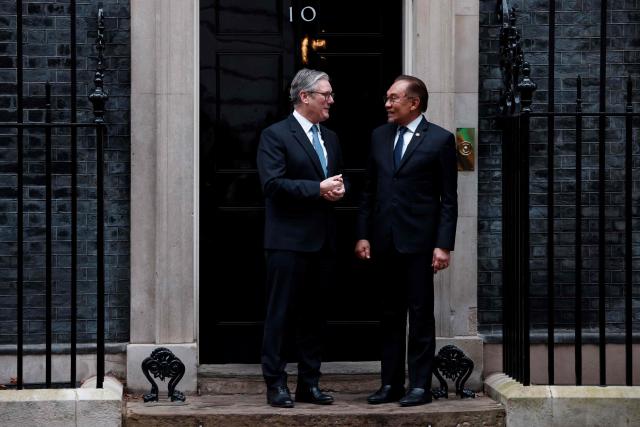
[497,0,535,386]
[0,4,108,389]
[497,0,638,386]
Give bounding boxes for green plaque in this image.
[456,128,475,171]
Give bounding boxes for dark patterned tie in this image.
[394,126,408,170]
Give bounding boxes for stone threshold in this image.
[198,360,485,396]
[198,362,381,395]
[199,361,380,376]
[485,373,640,427]
[125,392,505,427]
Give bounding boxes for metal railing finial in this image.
[89,8,108,123]
[497,0,535,116]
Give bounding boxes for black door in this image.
[200,0,402,363]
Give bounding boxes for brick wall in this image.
[0,1,130,345]
[479,0,640,337]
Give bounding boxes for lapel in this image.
[288,115,325,178]
[383,124,397,173]
[394,117,430,174]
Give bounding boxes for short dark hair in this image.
[394,75,429,112]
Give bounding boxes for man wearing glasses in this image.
[257,68,345,408]
[355,75,458,406]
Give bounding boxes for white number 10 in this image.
[289,6,317,22]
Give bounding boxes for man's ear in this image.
[300,91,309,104]
[410,96,420,111]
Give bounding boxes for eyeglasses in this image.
[308,91,335,101]
[383,95,414,104]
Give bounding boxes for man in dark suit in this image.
[257,69,345,408]
[355,75,458,407]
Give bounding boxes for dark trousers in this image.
[261,248,333,389]
[376,248,436,390]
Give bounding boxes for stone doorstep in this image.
[198,362,381,395]
[124,392,505,427]
[0,376,123,427]
[484,373,640,427]
[199,373,381,395]
[198,361,481,396]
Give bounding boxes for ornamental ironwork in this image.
[497,0,536,115]
[141,347,186,403]
[431,345,475,399]
[89,8,109,123]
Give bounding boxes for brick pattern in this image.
[479,0,640,336]
[0,1,130,345]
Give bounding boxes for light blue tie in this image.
[310,125,328,177]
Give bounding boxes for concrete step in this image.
[198,362,381,395]
[125,393,505,427]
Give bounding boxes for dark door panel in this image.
[319,54,386,168]
[215,0,283,34]
[200,0,402,363]
[205,209,266,318]
[213,173,262,206]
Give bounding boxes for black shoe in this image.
[398,388,432,407]
[367,385,406,404]
[295,386,334,405]
[266,386,294,408]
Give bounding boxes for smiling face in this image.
[298,79,334,123]
[384,79,421,126]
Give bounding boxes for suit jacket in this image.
[257,114,345,252]
[356,117,458,254]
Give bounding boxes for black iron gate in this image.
[497,0,638,386]
[0,4,108,389]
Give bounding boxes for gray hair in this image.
[289,68,330,106]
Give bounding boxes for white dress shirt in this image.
[293,110,328,160]
[393,114,424,158]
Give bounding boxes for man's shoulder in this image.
[425,121,454,139]
[263,116,293,132]
[260,116,296,142]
